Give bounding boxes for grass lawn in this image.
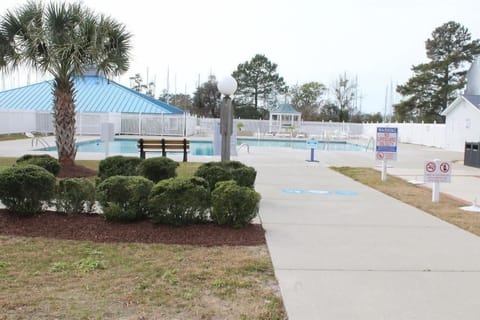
[0,157,16,172]
[332,167,480,237]
[0,133,30,141]
[0,237,283,319]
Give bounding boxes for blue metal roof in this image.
[0,75,184,114]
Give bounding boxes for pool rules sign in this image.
[376,127,398,181]
[376,127,398,161]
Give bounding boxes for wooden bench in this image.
[137,138,190,162]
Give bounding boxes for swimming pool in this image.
[38,138,371,155]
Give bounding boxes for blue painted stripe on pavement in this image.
[281,189,358,196]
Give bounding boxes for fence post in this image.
[161,138,166,157]
[183,138,188,162]
[138,139,145,159]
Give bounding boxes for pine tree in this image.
[395,21,480,122]
[232,54,287,109]
[192,75,221,117]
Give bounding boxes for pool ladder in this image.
[365,137,375,151]
[26,132,50,148]
[238,143,250,153]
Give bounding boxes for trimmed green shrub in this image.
[16,154,61,176]
[194,161,257,190]
[221,160,247,170]
[137,157,179,183]
[97,156,143,181]
[148,177,210,226]
[231,166,257,188]
[189,176,210,191]
[55,178,96,214]
[194,162,232,190]
[211,180,261,228]
[96,176,153,222]
[0,164,56,216]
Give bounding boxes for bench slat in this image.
[142,145,189,150]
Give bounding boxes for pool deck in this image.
[2,136,480,319]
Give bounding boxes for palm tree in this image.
[0,1,131,166]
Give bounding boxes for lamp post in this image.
[217,75,237,162]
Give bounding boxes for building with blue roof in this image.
[0,73,190,136]
[0,75,183,114]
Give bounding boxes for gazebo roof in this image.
[0,75,184,114]
[270,103,301,115]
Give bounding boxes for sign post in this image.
[100,122,114,158]
[375,127,398,181]
[424,159,452,202]
[306,139,318,162]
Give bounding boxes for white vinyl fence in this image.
[0,109,450,150]
[363,122,446,149]
[0,109,196,137]
[0,109,37,134]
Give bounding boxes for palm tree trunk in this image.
[53,78,77,167]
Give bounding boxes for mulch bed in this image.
[58,164,97,178]
[0,210,266,246]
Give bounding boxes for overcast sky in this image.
[1,0,479,113]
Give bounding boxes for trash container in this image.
[465,142,480,168]
[473,142,480,168]
[465,142,472,166]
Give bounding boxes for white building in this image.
[442,56,480,151]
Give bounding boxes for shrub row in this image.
[4,156,257,188]
[98,156,178,183]
[0,164,96,216]
[98,175,259,228]
[0,157,260,228]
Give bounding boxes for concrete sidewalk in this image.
[242,146,480,320]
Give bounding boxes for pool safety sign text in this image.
[376,127,398,161]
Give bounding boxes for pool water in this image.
[38,138,371,155]
[39,139,214,156]
[240,138,370,151]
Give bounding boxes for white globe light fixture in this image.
[217,75,237,162]
[217,75,237,96]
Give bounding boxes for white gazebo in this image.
[268,103,302,133]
